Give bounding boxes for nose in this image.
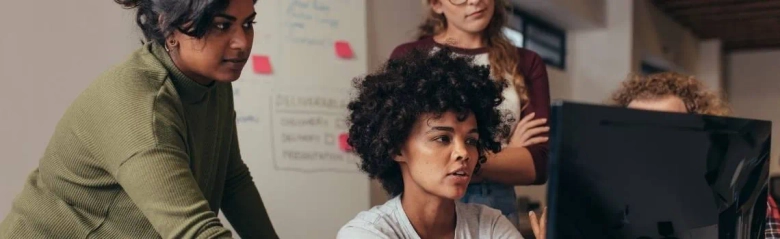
[230,28,251,51]
[452,140,470,162]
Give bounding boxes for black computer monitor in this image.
[546,101,771,239]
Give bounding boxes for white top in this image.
[469,53,522,136]
[337,196,524,239]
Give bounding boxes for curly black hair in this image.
[347,48,510,196]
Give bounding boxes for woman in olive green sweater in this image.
[0,0,277,238]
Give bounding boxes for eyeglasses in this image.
[449,0,467,5]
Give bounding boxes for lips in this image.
[223,58,248,70]
[447,167,471,185]
[447,167,470,177]
[467,9,485,18]
[223,58,248,64]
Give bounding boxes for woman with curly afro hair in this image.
[391,0,552,227]
[337,48,522,238]
[610,72,730,115]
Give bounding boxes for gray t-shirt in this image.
[337,196,523,239]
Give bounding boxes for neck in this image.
[400,189,457,238]
[434,27,484,49]
[169,52,215,86]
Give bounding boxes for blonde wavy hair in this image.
[418,0,528,106]
[610,72,730,116]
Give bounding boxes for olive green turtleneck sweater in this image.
[0,42,277,239]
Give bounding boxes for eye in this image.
[214,22,231,30]
[243,21,256,29]
[466,138,479,146]
[433,135,452,144]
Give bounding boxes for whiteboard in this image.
[224,0,369,238]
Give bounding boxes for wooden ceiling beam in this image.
[724,38,780,46]
[726,41,780,51]
[673,14,780,36]
[685,16,780,25]
[696,29,780,40]
[666,2,780,17]
[727,37,780,43]
[683,21,779,38]
[653,0,780,52]
[653,0,743,9]
[690,20,780,30]
[690,21,780,34]
[683,9,780,22]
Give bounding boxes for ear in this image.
[430,0,444,14]
[394,152,406,163]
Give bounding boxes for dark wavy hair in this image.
[114,0,257,45]
[347,48,510,196]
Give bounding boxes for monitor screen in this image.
[547,101,771,239]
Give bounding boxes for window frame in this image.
[505,7,567,70]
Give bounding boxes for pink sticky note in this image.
[334,41,354,59]
[338,133,352,152]
[252,55,273,74]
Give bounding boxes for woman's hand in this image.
[509,113,549,147]
[529,207,547,239]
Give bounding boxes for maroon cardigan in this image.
[389,37,551,185]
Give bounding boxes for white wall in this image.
[696,40,724,90]
[547,67,571,101]
[367,0,423,71]
[511,0,606,30]
[569,0,635,103]
[0,0,138,217]
[630,0,724,95]
[633,0,700,74]
[727,50,780,175]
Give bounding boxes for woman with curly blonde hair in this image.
[610,72,730,116]
[528,72,733,239]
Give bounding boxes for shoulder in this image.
[515,47,543,62]
[98,45,170,92]
[96,45,181,112]
[514,48,545,71]
[389,37,435,60]
[456,202,524,238]
[337,197,407,239]
[69,45,185,146]
[512,48,549,87]
[83,45,173,113]
[337,222,391,239]
[458,201,505,222]
[71,44,171,111]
